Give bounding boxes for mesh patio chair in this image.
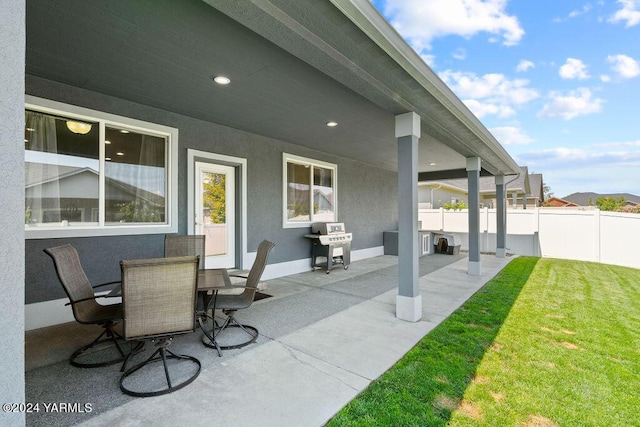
[164,234,205,269]
[202,240,275,350]
[119,256,201,397]
[164,234,218,347]
[44,244,138,368]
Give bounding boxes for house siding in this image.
[25,76,398,304]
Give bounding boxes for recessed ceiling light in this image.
[429,162,436,166]
[119,130,130,134]
[105,140,111,144]
[106,157,111,161]
[326,121,338,127]
[26,128,35,132]
[116,152,124,156]
[214,76,231,85]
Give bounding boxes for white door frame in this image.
[195,161,236,268]
[187,149,247,269]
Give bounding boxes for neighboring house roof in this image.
[546,197,579,207]
[528,173,544,202]
[563,192,640,206]
[419,166,532,196]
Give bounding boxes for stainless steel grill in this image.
[304,222,352,274]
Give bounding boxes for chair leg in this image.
[209,311,259,350]
[199,315,222,357]
[70,323,135,368]
[120,339,201,398]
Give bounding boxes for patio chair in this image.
[44,244,136,368]
[203,240,275,350]
[119,256,201,397]
[164,234,217,342]
[164,234,206,269]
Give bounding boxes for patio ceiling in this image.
[26,0,520,177]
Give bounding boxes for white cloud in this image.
[607,54,640,78]
[452,48,467,60]
[559,58,590,79]
[439,70,539,119]
[593,140,640,148]
[463,99,516,118]
[420,53,436,67]
[600,74,612,82]
[538,88,604,120]
[383,0,525,52]
[440,70,539,104]
[489,126,534,145]
[516,59,535,72]
[609,0,640,27]
[554,3,593,22]
[519,146,640,165]
[515,144,640,196]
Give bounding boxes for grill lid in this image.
[311,222,346,235]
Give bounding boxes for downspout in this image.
[430,184,441,208]
[501,171,520,253]
[505,172,520,208]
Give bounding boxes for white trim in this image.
[247,245,384,280]
[282,153,338,228]
[25,292,119,331]
[187,149,248,269]
[468,261,482,276]
[24,95,178,239]
[396,294,423,322]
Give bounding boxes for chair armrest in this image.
[64,295,107,306]
[221,285,259,291]
[92,280,121,289]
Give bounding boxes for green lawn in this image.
[327,257,640,426]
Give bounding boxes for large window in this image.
[25,96,178,238]
[283,153,337,227]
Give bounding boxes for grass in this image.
[326,257,640,426]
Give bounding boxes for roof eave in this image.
[330,0,521,176]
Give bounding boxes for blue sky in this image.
[371,0,640,198]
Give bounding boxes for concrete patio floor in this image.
[25,253,513,427]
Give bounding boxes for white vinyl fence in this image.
[419,208,640,270]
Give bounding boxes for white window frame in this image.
[25,95,178,239]
[282,153,337,228]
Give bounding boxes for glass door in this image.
[195,162,235,269]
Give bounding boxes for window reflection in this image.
[104,127,166,224]
[24,111,99,225]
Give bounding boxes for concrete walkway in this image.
[71,254,512,427]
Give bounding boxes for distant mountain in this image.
[562,192,640,206]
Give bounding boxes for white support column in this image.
[0,1,26,425]
[467,157,481,275]
[395,112,422,322]
[495,175,506,258]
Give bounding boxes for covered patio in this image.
[26,252,512,427]
[2,0,521,420]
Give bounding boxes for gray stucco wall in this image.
[1,1,26,425]
[25,76,398,304]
